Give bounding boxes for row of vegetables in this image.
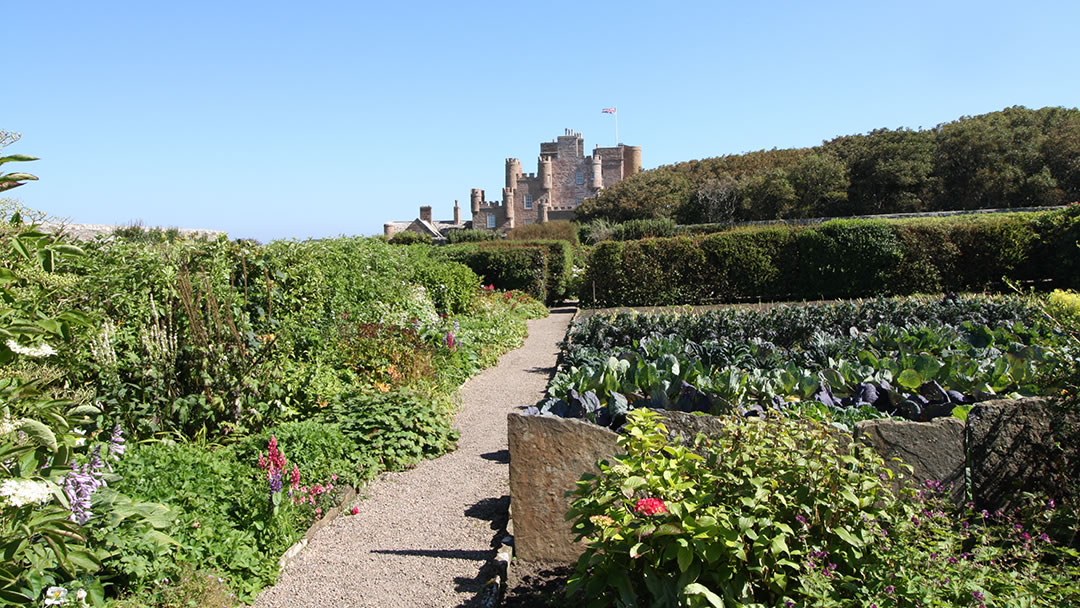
[531,294,1078,430]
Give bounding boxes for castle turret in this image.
[539,156,553,191]
[505,158,522,189]
[453,200,461,225]
[590,154,603,190]
[623,146,642,178]
[503,187,515,228]
[470,188,483,215]
[538,199,549,223]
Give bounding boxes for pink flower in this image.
[331,474,338,482]
[634,498,667,516]
[290,465,300,491]
[351,506,360,515]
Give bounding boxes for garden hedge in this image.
[443,244,548,303]
[581,207,1080,307]
[444,239,576,305]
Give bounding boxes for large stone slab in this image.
[966,397,1079,512]
[854,417,966,505]
[507,413,621,562]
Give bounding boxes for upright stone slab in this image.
[854,417,966,505]
[966,397,1079,512]
[507,413,621,562]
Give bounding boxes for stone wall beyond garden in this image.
[507,397,1079,562]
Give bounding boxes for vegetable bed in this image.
[534,295,1078,430]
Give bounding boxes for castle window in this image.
[487,215,496,229]
[576,197,584,205]
[524,195,533,210]
[575,172,584,185]
[523,219,534,225]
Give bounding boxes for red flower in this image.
[290,465,300,491]
[634,498,667,516]
[351,506,360,515]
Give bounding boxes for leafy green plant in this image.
[567,410,904,607]
[388,231,432,245]
[448,228,499,244]
[333,388,458,472]
[567,410,1080,607]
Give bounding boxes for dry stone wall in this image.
[508,397,1078,563]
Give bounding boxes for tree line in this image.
[576,106,1080,224]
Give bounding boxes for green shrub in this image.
[410,256,480,315]
[447,228,499,244]
[948,214,1038,290]
[233,421,368,488]
[581,211,1068,307]
[481,239,575,304]
[1047,289,1080,331]
[112,442,282,600]
[794,219,903,299]
[612,217,678,241]
[333,388,459,471]
[388,231,432,245]
[568,410,903,607]
[508,220,580,245]
[567,409,1080,607]
[700,227,793,300]
[443,244,548,303]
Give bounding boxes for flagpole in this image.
[615,109,619,145]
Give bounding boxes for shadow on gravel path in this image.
[253,308,575,608]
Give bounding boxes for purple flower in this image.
[62,450,106,525]
[795,514,807,525]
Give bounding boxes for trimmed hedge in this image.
[507,220,580,245]
[447,228,499,244]
[581,208,1080,307]
[444,239,576,305]
[443,244,548,303]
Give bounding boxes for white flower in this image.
[0,478,54,507]
[5,339,57,358]
[72,428,87,447]
[76,588,87,604]
[0,416,16,436]
[43,586,67,605]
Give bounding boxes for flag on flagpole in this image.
[601,108,617,114]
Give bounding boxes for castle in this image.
[471,129,641,230]
[384,130,641,239]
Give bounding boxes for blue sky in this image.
[6,0,1079,242]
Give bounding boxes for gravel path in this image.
[254,307,575,608]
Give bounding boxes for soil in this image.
[501,560,577,608]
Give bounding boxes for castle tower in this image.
[505,158,522,190]
[538,200,549,223]
[470,188,483,215]
[623,146,642,178]
[539,155,553,192]
[590,154,603,191]
[502,187,515,228]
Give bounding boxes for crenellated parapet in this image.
[468,130,640,231]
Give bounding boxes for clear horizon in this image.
[6,0,1079,243]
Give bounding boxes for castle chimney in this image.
[453,200,461,225]
[420,205,432,223]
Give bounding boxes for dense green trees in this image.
[577,106,1080,224]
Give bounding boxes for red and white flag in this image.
[601,108,617,114]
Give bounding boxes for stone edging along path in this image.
[253,307,575,608]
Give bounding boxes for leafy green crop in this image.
[536,296,1073,429]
